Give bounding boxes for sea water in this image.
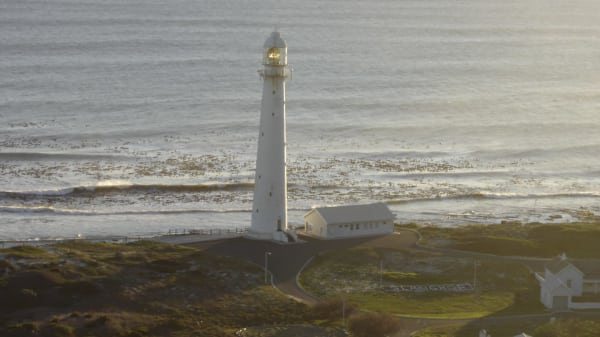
[1,0,599,240]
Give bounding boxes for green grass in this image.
[347,292,515,319]
[412,324,462,337]
[0,245,57,259]
[383,271,461,285]
[55,240,195,263]
[300,238,544,318]
[417,222,600,258]
[1,240,315,337]
[413,317,600,337]
[414,321,535,337]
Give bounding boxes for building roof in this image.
[546,254,583,275]
[264,31,286,48]
[306,203,394,225]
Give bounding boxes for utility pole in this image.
[379,259,383,288]
[342,297,346,327]
[264,251,272,284]
[473,259,478,291]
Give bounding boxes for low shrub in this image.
[311,297,358,322]
[534,318,600,337]
[0,259,16,275]
[47,323,76,337]
[348,311,401,337]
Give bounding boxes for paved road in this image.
[187,232,419,304]
[186,231,600,337]
[187,231,433,336]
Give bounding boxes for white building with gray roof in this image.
[303,203,394,239]
[536,253,600,310]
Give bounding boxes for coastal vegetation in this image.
[414,222,600,258]
[413,317,600,337]
[0,241,313,337]
[3,223,600,336]
[299,243,543,319]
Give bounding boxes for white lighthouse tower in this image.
[248,31,293,242]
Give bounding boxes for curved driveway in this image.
[187,231,419,304]
[187,230,600,337]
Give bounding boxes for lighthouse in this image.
[248,31,293,242]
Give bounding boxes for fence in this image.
[0,226,250,248]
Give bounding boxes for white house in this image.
[303,203,394,239]
[536,254,600,310]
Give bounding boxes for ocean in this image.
[1,0,599,240]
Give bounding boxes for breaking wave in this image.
[386,192,600,205]
[0,182,255,199]
[0,205,251,216]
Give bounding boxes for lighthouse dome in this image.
[263,31,286,48]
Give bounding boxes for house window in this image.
[567,280,572,288]
[357,224,360,230]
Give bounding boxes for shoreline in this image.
[3,216,600,247]
[0,227,249,248]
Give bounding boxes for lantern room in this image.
[262,31,287,66]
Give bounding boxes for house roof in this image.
[546,257,571,274]
[546,254,583,276]
[306,203,394,225]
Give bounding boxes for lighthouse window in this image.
[261,132,264,136]
[269,192,272,197]
[267,47,281,64]
[272,112,275,116]
[272,90,276,95]
[256,209,259,213]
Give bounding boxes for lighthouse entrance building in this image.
[304,203,395,239]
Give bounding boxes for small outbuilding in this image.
[303,203,394,239]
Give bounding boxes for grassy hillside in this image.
[415,222,600,258]
[299,244,543,319]
[0,241,313,337]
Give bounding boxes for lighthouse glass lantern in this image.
[264,47,286,66]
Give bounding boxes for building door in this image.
[552,296,569,310]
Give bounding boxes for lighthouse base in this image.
[245,229,295,243]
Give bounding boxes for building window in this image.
[357,224,360,230]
